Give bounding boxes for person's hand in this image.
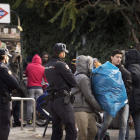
[129,120,133,127]
[129,115,133,127]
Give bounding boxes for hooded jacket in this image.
[125,49,140,113]
[7,52,25,97]
[71,55,102,112]
[8,51,22,80]
[25,54,47,88]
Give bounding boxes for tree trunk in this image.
[135,43,140,51]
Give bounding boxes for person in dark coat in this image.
[23,56,32,71]
[45,43,77,140]
[125,49,140,140]
[7,51,26,127]
[0,49,19,140]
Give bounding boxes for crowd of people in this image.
[0,42,140,140]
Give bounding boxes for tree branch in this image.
[87,0,101,7]
[116,0,139,44]
[76,0,87,5]
[117,0,120,5]
[113,0,117,4]
[123,0,140,24]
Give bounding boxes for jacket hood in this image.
[8,51,22,75]
[9,52,22,64]
[127,49,140,61]
[32,54,42,65]
[76,55,93,74]
[125,49,140,68]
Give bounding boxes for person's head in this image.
[93,59,98,66]
[71,59,76,74]
[111,49,123,66]
[9,51,22,65]
[0,49,12,64]
[125,49,140,68]
[76,55,93,75]
[15,57,19,63]
[53,43,68,59]
[26,56,32,64]
[92,58,101,69]
[40,52,49,65]
[17,43,21,47]
[93,58,99,66]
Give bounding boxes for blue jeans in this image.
[131,111,140,140]
[125,118,129,140]
[98,104,129,140]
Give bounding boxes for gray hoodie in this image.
[71,55,102,112]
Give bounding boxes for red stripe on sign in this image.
[0,7,9,20]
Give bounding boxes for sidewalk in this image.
[9,124,135,140]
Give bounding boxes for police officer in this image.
[45,43,77,140]
[0,49,19,140]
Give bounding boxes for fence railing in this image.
[10,97,36,132]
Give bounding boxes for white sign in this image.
[0,4,10,23]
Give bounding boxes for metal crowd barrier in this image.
[10,97,36,132]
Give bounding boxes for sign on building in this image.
[0,4,10,23]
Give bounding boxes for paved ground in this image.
[9,124,135,140]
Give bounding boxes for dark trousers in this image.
[131,111,140,140]
[0,109,10,140]
[12,101,20,124]
[50,97,77,140]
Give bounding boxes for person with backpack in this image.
[71,55,102,140]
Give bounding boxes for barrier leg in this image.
[33,100,36,132]
[21,100,23,130]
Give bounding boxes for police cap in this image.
[54,43,69,53]
[0,49,12,57]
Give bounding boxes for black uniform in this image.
[45,55,77,140]
[0,61,19,140]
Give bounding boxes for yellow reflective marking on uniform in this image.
[8,70,12,75]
